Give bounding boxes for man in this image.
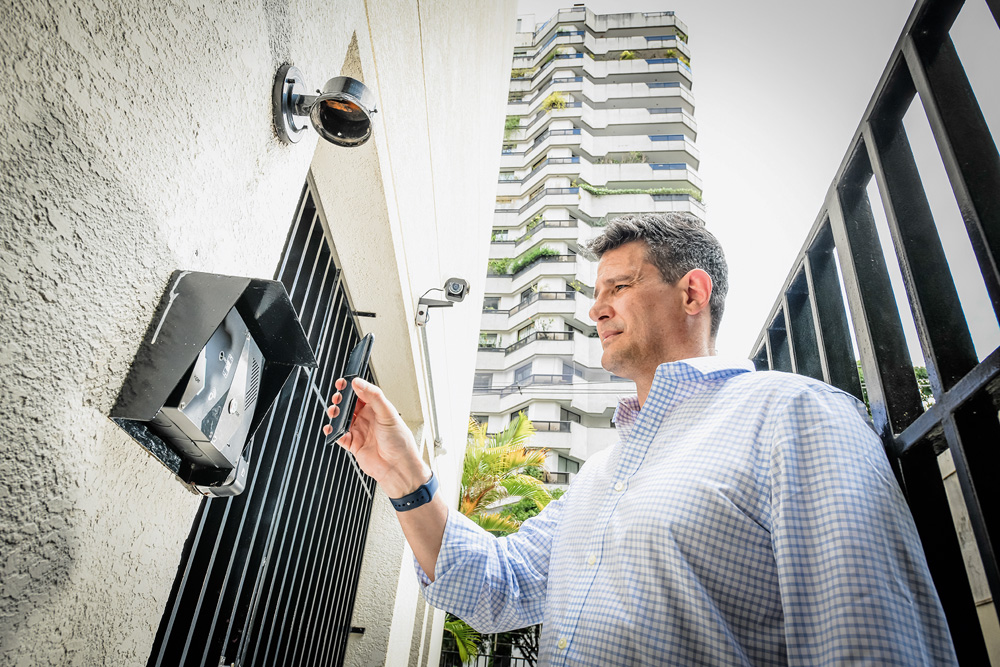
[325,212,957,665]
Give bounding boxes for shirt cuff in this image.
[413,509,493,599]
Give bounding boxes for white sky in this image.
[517,0,1000,364]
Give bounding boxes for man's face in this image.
[589,240,686,380]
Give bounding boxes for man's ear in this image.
[679,269,713,316]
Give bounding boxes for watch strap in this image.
[389,471,438,511]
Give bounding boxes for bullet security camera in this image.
[444,277,470,302]
[415,277,472,326]
[272,64,378,146]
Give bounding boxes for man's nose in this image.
[589,295,610,323]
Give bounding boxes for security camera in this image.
[444,277,470,302]
[415,277,472,326]
[273,65,378,146]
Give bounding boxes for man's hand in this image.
[324,377,429,498]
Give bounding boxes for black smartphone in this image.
[325,333,374,445]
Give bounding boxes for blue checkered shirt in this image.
[418,357,957,665]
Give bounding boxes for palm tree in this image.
[461,414,553,536]
[441,414,555,665]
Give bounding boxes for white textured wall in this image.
[0,0,515,664]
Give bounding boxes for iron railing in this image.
[751,0,999,662]
[147,183,376,667]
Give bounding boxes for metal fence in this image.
[751,0,998,662]
[147,183,376,667]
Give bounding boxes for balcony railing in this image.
[511,253,576,278]
[545,471,574,484]
[507,290,576,317]
[534,420,572,433]
[498,371,574,396]
[750,0,999,661]
[505,331,574,356]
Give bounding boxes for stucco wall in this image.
[0,0,516,664]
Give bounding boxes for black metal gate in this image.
[147,183,376,667]
[751,0,999,662]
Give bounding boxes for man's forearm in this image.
[382,462,448,581]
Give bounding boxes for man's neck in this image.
[634,346,716,408]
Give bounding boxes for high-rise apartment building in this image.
[472,7,703,484]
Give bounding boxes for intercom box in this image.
[111,271,317,496]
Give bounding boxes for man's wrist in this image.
[381,462,432,498]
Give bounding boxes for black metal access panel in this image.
[751,0,999,662]
[147,183,377,667]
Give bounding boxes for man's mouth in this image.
[601,331,622,345]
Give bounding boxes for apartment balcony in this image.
[517,56,692,95]
[497,161,701,202]
[471,374,630,422]
[495,188,581,225]
[575,188,706,223]
[490,220,581,257]
[581,132,699,166]
[583,32,691,61]
[541,421,620,461]
[486,254,578,294]
[509,77,694,118]
[515,103,696,144]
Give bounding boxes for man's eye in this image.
[615,284,627,291]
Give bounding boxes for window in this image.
[482,297,500,311]
[557,455,580,474]
[560,407,581,424]
[479,332,499,348]
[562,362,575,382]
[471,414,489,426]
[517,322,535,341]
[514,363,532,384]
[474,373,493,390]
[521,285,537,304]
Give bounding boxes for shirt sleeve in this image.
[414,497,564,633]
[769,385,958,666]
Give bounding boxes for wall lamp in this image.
[272,64,377,146]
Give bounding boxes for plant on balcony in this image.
[574,180,704,203]
[675,29,689,43]
[619,50,637,60]
[508,245,560,274]
[487,257,512,275]
[462,415,553,535]
[510,67,536,79]
[542,47,565,67]
[525,213,544,231]
[568,279,595,298]
[540,92,568,112]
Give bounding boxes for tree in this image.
[461,414,553,536]
[441,415,556,665]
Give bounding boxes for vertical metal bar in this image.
[828,153,924,437]
[804,228,865,402]
[863,120,978,395]
[903,33,1000,324]
[767,311,793,372]
[785,271,824,381]
[780,294,801,374]
[943,399,1000,611]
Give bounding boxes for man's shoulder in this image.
[728,368,863,407]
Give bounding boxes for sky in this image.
[516,0,1000,364]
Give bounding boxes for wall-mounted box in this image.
[111,271,317,496]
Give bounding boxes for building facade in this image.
[472,7,703,483]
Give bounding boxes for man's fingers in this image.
[322,424,332,436]
[350,378,397,421]
[335,377,347,391]
[326,405,339,419]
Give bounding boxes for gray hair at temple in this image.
[585,212,729,338]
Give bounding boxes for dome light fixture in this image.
[272,64,378,147]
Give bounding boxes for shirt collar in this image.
[613,357,755,430]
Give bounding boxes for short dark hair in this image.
[585,212,728,338]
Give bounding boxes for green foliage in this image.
[508,245,560,274]
[675,29,689,43]
[575,181,703,203]
[487,258,512,275]
[619,50,637,60]
[540,92,568,112]
[525,214,544,231]
[543,47,565,66]
[510,67,536,79]
[462,415,553,536]
[500,488,565,524]
[443,616,482,663]
[504,115,521,130]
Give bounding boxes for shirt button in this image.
[557,638,568,650]
[587,554,596,566]
[613,481,624,492]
